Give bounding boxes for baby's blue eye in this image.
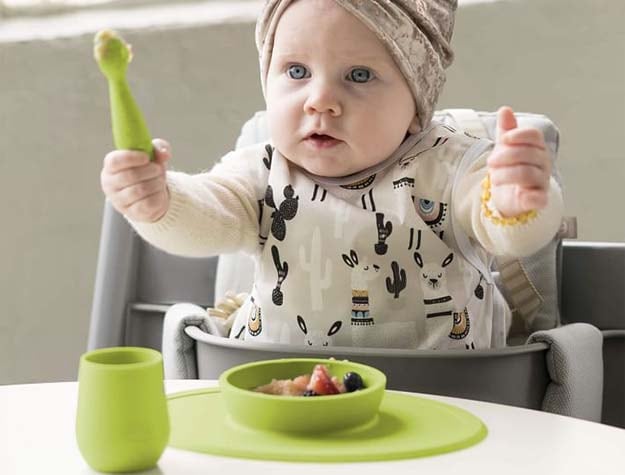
[348,68,373,83]
[287,64,309,80]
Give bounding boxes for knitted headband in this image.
[256,0,458,131]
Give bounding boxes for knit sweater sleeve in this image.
[453,148,564,258]
[128,144,268,257]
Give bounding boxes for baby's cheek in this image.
[266,109,287,142]
[367,121,407,159]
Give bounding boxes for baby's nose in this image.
[304,80,342,117]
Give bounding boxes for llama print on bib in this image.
[246,296,262,337]
[414,251,473,348]
[341,250,380,326]
[296,315,343,347]
[414,251,456,320]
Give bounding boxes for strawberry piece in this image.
[331,376,346,393]
[308,364,340,395]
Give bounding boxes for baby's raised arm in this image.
[94,29,170,222]
[94,29,263,258]
[454,107,563,257]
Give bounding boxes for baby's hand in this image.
[100,138,171,222]
[486,107,551,218]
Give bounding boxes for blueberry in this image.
[343,372,364,392]
[303,389,317,397]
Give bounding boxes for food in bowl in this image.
[254,363,365,396]
[219,358,386,433]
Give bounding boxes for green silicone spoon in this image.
[94,30,154,160]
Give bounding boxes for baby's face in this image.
[265,0,418,178]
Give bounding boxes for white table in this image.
[1,380,623,474]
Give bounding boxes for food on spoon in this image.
[254,364,365,396]
[94,29,154,160]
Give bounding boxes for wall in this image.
[0,0,623,384]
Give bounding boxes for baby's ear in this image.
[408,115,421,134]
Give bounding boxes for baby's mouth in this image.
[305,133,342,149]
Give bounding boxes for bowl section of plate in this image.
[218,358,386,434]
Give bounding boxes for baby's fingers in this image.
[152,138,172,165]
[487,145,551,175]
[114,175,167,210]
[518,188,549,210]
[499,127,546,149]
[103,149,150,173]
[102,161,164,193]
[490,184,549,217]
[489,164,550,189]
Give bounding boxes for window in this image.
[0,0,206,18]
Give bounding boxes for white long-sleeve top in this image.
[130,123,563,349]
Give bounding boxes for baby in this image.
[100,0,563,350]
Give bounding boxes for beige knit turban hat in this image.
[256,0,458,131]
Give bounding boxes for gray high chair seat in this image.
[88,110,623,427]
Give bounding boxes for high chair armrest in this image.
[162,303,211,379]
[527,322,603,422]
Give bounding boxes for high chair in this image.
[88,110,623,426]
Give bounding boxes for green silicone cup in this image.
[76,347,170,473]
[219,358,387,434]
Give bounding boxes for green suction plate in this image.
[168,388,487,462]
